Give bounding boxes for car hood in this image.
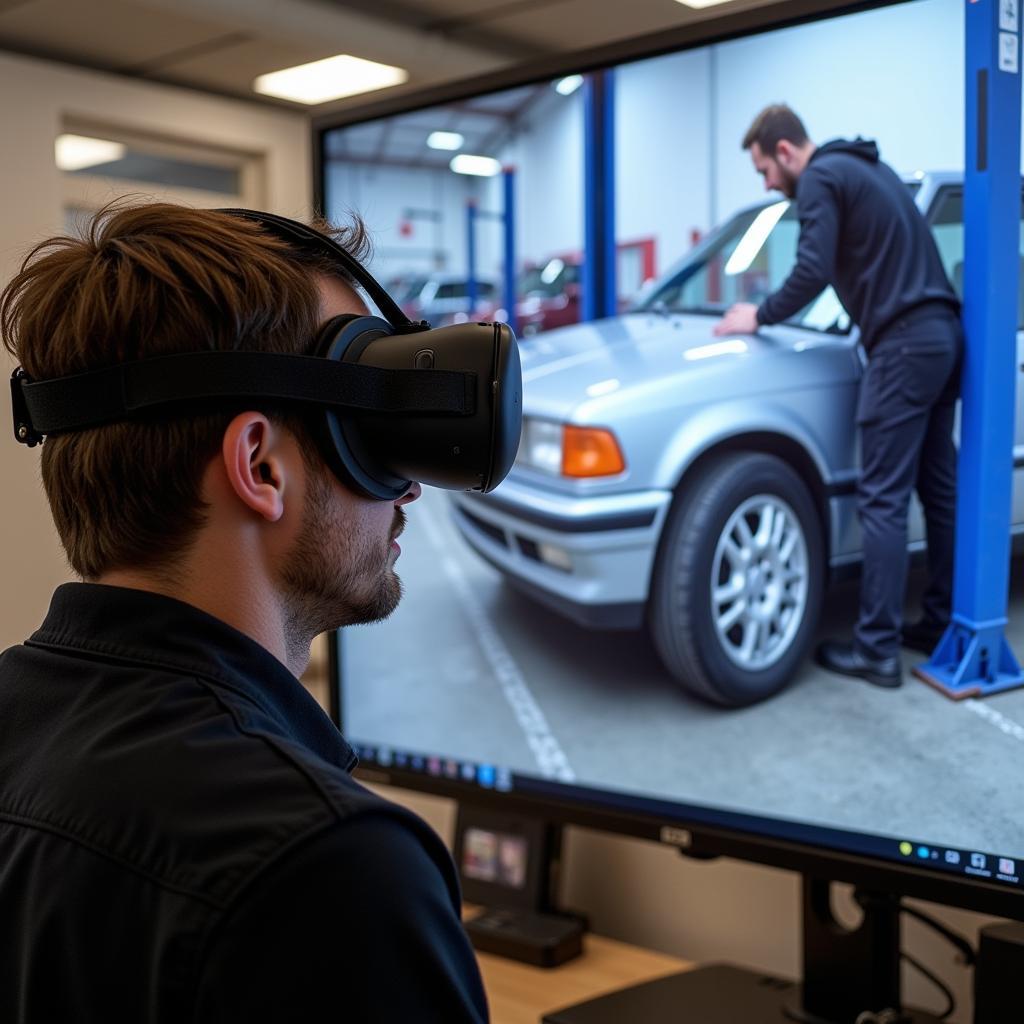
[517,312,855,421]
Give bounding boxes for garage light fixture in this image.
[724,201,789,276]
[55,134,126,171]
[428,131,464,151]
[450,154,502,177]
[673,0,737,8]
[253,54,408,105]
[554,75,584,96]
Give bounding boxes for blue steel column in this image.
[582,69,617,321]
[917,0,1023,697]
[503,167,518,335]
[466,200,478,317]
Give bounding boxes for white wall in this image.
[501,87,585,269]
[714,0,965,218]
[615,49,713,263]
[0,50,310,652]
[325,161,486,280]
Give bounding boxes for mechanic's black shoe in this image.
[815,641,903,689]
[900,617,948,655]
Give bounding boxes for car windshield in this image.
[636,201,851,334]
[520,258,580,298]
[433,280,496,300]
[391,276,429,303]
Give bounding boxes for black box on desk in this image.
[465,908,584,968]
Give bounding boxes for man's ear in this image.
[775,139,796,167]
[221,412,287,523]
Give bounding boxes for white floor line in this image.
[964,698,1024,743]
[417,500,576,783]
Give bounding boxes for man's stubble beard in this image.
[779,166,798,199]
[279,464,405,657]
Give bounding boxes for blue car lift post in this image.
[464,167,518,336]
[582,69,617,321]
[916,0,1024,697]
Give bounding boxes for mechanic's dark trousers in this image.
[854,304,963,661]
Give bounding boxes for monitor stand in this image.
[542,877,945,1024]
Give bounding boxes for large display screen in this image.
[325,0,1024,900]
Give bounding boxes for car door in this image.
[926,184,1024,528]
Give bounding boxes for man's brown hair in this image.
[1,202,368,580]
[742,104,809,155]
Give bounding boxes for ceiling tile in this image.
[0,0,238,68]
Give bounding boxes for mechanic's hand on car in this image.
[713,303,760,336]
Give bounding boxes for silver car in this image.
[450,172,1024,707]
[414,273,498,327]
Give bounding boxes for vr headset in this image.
[10,209,522,501]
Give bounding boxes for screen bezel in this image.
[327,632,1024,921]
[316,0,1022,924]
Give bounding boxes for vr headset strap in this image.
[217,209,428,333]
[14,352,476,442]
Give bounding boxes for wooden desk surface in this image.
[474,931,692,1024]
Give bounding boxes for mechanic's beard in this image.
[779,166,798,199]
[279,468,404,662]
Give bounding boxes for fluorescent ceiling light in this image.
[555,75,584,96]
[672,0,736,8]
[427,131,464,151]
[450,154,501,177]
[254,54,407,105]
[55,134,126,171]
[724,201,789,276]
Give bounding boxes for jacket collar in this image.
[29,582,357,773]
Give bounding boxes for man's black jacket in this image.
[756,138,959,349]
[0,583,488,1023]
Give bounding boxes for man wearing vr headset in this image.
[0,202,513,1021]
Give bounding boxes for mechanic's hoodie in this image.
[756,137,959,349]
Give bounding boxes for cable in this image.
[901,952,956,1019]
[849,891,974,1021]
[898,903,977,966]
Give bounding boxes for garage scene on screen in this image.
[331,0,1024,883]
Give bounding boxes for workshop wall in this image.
[0,50,310,652]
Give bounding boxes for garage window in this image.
[57,124,264,233]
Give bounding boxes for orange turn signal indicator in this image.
[562,425,626,478]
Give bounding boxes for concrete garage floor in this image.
[343,488,1024,860]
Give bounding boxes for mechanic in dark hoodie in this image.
[715,104,962,689]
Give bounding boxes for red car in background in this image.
[515,255,583,336]
[483,238,658,336]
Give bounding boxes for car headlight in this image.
[515,418,626,478]
[516,418,563,474]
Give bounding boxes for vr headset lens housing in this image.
[10,210,523,502]
[317,313,522,500]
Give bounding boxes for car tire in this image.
[649,452,824,707]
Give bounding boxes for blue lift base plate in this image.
[913,622,1024,699]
